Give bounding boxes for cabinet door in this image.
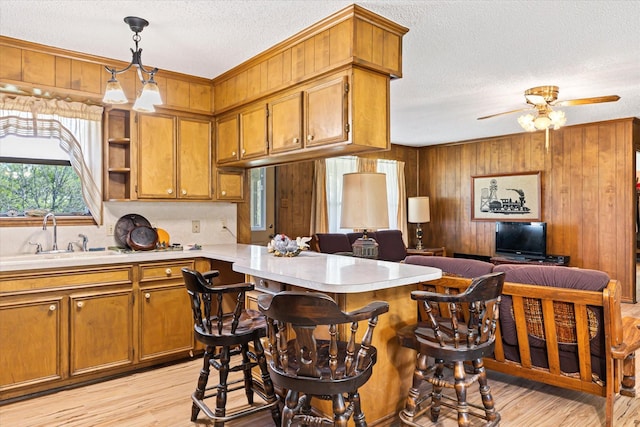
[216,168,245,201]
[305,76,349,147]
[137,113,177,198]
[269,92,303,154]
[240,103,268,160]
[0,298,65,392]
[178,118,212,199]
[216,113,240,164]
[139,284,194,361]
[69,290,133,376]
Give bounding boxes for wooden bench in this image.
[414,274,640,427]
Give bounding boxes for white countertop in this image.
[0,244,441,293]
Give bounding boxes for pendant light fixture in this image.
[102,16,162,112]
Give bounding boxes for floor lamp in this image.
[341,172,389,259]
[408,196,430,250]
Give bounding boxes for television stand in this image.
[490,256,570,266]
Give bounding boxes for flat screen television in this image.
[495,221,547,259]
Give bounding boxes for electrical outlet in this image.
[106,224,114,236]
[192,220,201,233]
[220,217,227,229]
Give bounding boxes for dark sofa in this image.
[315,230,408,262]
[403,256,640,427]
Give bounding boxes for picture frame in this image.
[471,171,541,221]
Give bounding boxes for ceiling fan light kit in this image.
[479,85,619,149]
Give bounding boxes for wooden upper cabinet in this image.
[269,92,303,154]
[305,75,348,147]
[178,117,212,199]
[137,113,177,199]
[21,50,55,86]
[239,103,268,159]
[216,113,240,164]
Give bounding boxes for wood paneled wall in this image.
[419,118,638,302]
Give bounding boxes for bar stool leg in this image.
[240,343,254,404]
[474,358,497,422]
[351,391,367,427]
[430,360,445,422]
[215,346,231,427]
[453,361,470,427]
[283,389,299,427]
[192,345,214,421]
[332,393,348,427]
[254,337,281,425]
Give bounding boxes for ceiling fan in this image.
[478,85,620,148]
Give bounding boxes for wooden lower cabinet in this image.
[137,260,196,363]
[0,297,65,393]
[70,289,134,376]
[0,258,209,402]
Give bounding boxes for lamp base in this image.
[415,225,423,250]
[352,238,379,259]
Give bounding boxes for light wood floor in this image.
[2,304,639,427]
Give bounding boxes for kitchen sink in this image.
[1,249,122,263]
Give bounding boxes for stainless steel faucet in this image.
[79,234,88,251]
[42,212,58,251]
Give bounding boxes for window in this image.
[325,156,399,233]
[0,136,89,218]
[0,98,104,225]
[250,167,266,231]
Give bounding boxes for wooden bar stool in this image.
[397,272,505,427]
[258,291,389,427]
[182,268,280,427]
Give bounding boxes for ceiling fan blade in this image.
[554,95,620,107]
[477,107,532,120]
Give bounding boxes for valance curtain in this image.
[0,95,103,224]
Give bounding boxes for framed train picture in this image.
[471,171,541,221]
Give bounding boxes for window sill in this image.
[0,216,97,227]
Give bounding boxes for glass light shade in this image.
[132,95,155,112]
[549,110,567,129]
[517,114,536,132]
[140,81,163,105]
[340,173,389,230]
[534,115,552,130]
[102,78,128,104]
[408,196,430,223]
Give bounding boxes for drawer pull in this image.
[231,151,236,156]
[181,189,187,195]
[165,268,172,275]
[76,301,84,308]
[145,293,151,299]
[49,304,57,312]
[307,134,314,141]
[293,137,299,144]
[221,190,227,196]
[167,189,174,195]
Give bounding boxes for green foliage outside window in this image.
[0,162,89,217]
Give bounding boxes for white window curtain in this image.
[326,156,357,233]
[322,156,407,238]
[0,95,103,224]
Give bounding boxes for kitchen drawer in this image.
[139,260,194,283]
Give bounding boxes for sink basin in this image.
[1,250,122,263]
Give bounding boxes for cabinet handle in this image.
[145,293,151,299]
[167,189,173,195]
[221,190,227,196]
[76,301,84,308]
[181,189,187,195]
[307,134,314,141]
[231,151,236,156]
[165,268,172,276]
[241,149,246,154]
[49,304,57,311]
[293,137,299,144]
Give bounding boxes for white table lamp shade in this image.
[341,173,389,230]
[408,196,430,223]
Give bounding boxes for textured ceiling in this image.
[1,0,638,147]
